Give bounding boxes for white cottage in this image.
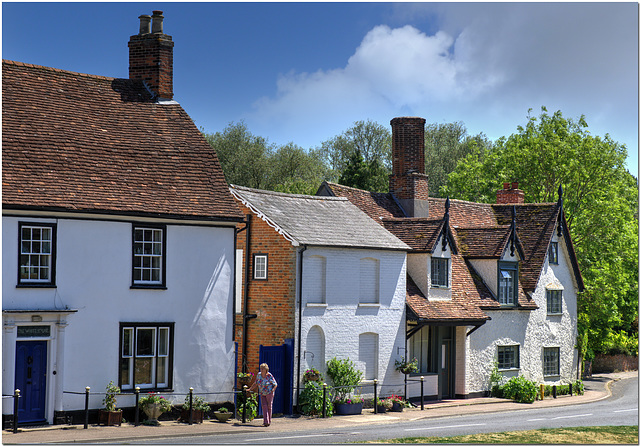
[2,11,243,426]
[319,117,584,400]
[230,185,409,413]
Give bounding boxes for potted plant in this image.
[375,397,392,414]
[213,406,233,422]
[180,394,210,424]
[237,371,253,387]
[395,356,419,374]
[303,367,321,382]
[99,381,123,426]
[139,392,172,425]
[387,394,406,412]
[326,357,363,415]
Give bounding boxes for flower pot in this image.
[98,410,122,426]
[180,409,204,424]
[390,401,404,412]
[213,411,233,422]
[306,373,320,381]
[238,376,251,387]
[400,367,413,374]
[143,402,164,425]
[376,405,387,414]
[334,402,363,415]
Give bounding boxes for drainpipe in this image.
[295,245,308,409]
[242,214,252,373]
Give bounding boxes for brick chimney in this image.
[496,182,525,204]
[128,11,174,100]
[389,117,429,217]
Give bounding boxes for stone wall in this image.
[592,354,638,373]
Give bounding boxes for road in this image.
[125,377,638,444]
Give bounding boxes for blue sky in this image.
[3,2,638,177]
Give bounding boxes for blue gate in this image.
[15,341,47,424]
[258,339,293,415]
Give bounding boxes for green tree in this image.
[320,119,391,189]
[424,121,492,198]
[203,121,274,189]
[443,107,638,357]
[270,144,329,195]
[338,149,388,192]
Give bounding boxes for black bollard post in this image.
[552,385,557,399]
[569,383,572,396]
[189,387,194,425]
[134,387,140,426]
[373,379,378,414]
[322,383,327,418]
[13,389,20,433]
[84,387,90,429]
[421,376,424,410]
[242,385,247,423]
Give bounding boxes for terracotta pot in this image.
[180,409,204,424]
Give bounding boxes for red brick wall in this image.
[128,33,174,100]
[390,117,428,200]
[592,354,638,373]
[235,200,297,377]
[496,182,525,204]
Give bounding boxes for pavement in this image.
[3,371,636,444]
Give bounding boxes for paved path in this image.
[2,372,636,444]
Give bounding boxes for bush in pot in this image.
[326,357,363,415]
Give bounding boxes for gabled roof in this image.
[317,181,405,221]
[456,226,514,258]
[2,60,243,222]
[382,218,457,254]
[230,185,409,250]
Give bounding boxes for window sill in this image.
[306,303,327,308]
[130,285,167,290]
[498,367,520,372]
[358,303,380,308]
[543,374,560,378]
[430,285,449,289]
[16,283,57,289]
[547,312,562,316]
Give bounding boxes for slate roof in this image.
[230,185,410,250]
[317,181,405,221]
[2,60,243,222]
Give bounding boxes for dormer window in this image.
[498,261,518,305]
[431,257,449,288]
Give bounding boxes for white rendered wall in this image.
[466,234,579,393]
[299,246,407,399]
[2,216,237,420]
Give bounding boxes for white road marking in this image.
[246,433,333,442]
[551,413,592,420]
[614,408,638,413]
[527,418,547,421]
[404,423,486,432]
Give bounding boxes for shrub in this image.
[183,394,210,412]
[236,392,257,421]
[102,381,121,412]
[298,381,333,417]
[543,380,584,397]
[501,376,538,404]
[326,357,363,401]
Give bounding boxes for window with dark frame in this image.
[119,322,174,390]
[18,222,56,286]
[253,254,268,280]
[546,289,562,314]
[431,257,449,287]
[498,261,518,305]
[497,345,519,369]
[132,225,166,287]
[543,347,560,376]
[548,242,559,265]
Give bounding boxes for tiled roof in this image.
[230,185,409,250]
[455,226,512,258]
[406,274,489,324]
[318,181,405,221]
[2,60,243,222]
[382,218,444,252]
[428,197,498,228]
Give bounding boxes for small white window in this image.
[133,226,165,286]
[497,345,519,370]
[253,254,268,280]
[546,289,562,315]
[543,347,560,376]
[431,257,448,287]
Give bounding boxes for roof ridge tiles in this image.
[230,184,347,201]
[3,59,116,82]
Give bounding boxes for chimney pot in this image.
[511,182,519,190]
[138,15,151,35]
[503,182,510,190]
[151,10,164,34]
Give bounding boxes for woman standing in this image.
[249,363,277,426]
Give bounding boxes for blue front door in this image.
[15,341,47,424]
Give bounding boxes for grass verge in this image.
[367,425,639,444]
